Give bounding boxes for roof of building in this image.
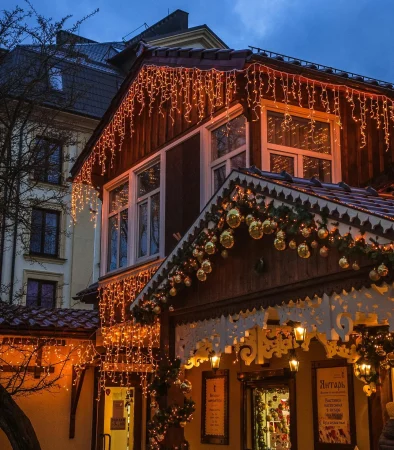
[0,302,99,336]
[134,167,394,308]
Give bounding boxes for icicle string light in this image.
[72,63,394,221]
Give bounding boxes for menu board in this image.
[312,361,356,449]
[201,370,229,444]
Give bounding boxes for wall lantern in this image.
[293,324,306,346]
[354,358,372,382]
[209,352,221,372]
[288,349,299,372]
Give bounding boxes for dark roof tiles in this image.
[0,302,99,334]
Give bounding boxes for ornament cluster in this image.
[133,185,393,326]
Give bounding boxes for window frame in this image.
[201,105,250,202]
[261,100,341,183]
[29,207,61,257]
[33,137,63,185]
[26,278,57,308]
[48,67,63,91]
[102,152,165,276]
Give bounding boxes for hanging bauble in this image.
[197,268,207,281]
[377,263,389,277]
[169,305,174,312]
[160,295,168,303]
[369,269,381,281]
[269,425,274,433]
[301,227,311,238]
[318,228,329,239]
[192,248,200,258]
[339,256,349,269]
[266,414,272,421]
[220,230,234,248]
[174,274,182,284]
[320,246,329,257]
[211,235,218,243]
[249,220,264,239]
[289,240,297,250]
[262,220,274,234]
[297,243,310,258]
[180,379,192,394]
[170,287,177,297]
[221,249,229,258]
[226,208,241,228]
[205,241,216,255]
[153,305,161,315]
[311,240,318,249]
[274,238,286,251]
[179,422,187,428]
[276,230,286,240]
[352,262,360,271]
[184,277,192,287]
[270,220,278,230]
[201,259,212,273]
[245,214,255,227]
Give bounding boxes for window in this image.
[210,114,247,193]
[33,137,62,184]
[30,208,60,256]
[263,108,335,182]
[26,279,57,308]
[107,182,129,272]
[136,162,160,260]
[49,67,63,91]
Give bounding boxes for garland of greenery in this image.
[147,358,195,449]
[133,185,394,326]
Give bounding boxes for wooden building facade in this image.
[71,43,394,450]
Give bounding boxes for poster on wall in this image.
[312,361,356,450]
[201,370,229,444]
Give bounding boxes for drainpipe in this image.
[8,128,24,304]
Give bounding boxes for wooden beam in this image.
[69,366,86,439]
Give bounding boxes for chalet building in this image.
[70,43,394,450]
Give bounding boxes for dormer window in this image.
[49,67,63,91]
[210,114,247,193]
[262,102,340,182]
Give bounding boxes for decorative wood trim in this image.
[311,359,357,450]
[201,369,229,445]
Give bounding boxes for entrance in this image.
[239,369,297,450]
[101,387,135,450]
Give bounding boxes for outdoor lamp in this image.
[354,358,372,380]
[209,352,221,371]
[293,324,306,345]
[288,349,299,372]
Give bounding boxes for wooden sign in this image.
[110,417,126,430]
[201,370,229,444]
[312,360,356,450]
[110,399,126,430]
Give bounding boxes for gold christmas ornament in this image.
[249,220,264,239]
[169,287,177,297]
[174,274,182,284]
[320,246,329,257]
[211,235,218,243]
[274,238,286,251]
[153,305,161,315]
[205,241,216,255]
[226,208,241,228]
[377,263,389,277]
[192,248,200,258]
[221,249,229,258]
[180,379,192,394]
[262,219,274,234]
[270,220,278,230]
[197,268,207,281]
[339,256,350,269]
[201,259,212,273]
[301,227,311,238]
[318,228,329,239]
[168,305,174,312]
[160,295,168,303]
[184,276,192,287]
[369,269,381,281]
[220,230,234,248]
[245,214,255,227]
[297,243,311,258]
[289,239,297,250]
[311,240,318,249]
[276,230,286,240]
[352,262,360,271]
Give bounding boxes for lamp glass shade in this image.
[209,354,221,371]
[294,326,306,345]
[288,350,299,372]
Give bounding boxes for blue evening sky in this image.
[3,0,394,82]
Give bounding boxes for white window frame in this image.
[261,100,341,183]
[201,105,250,204]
